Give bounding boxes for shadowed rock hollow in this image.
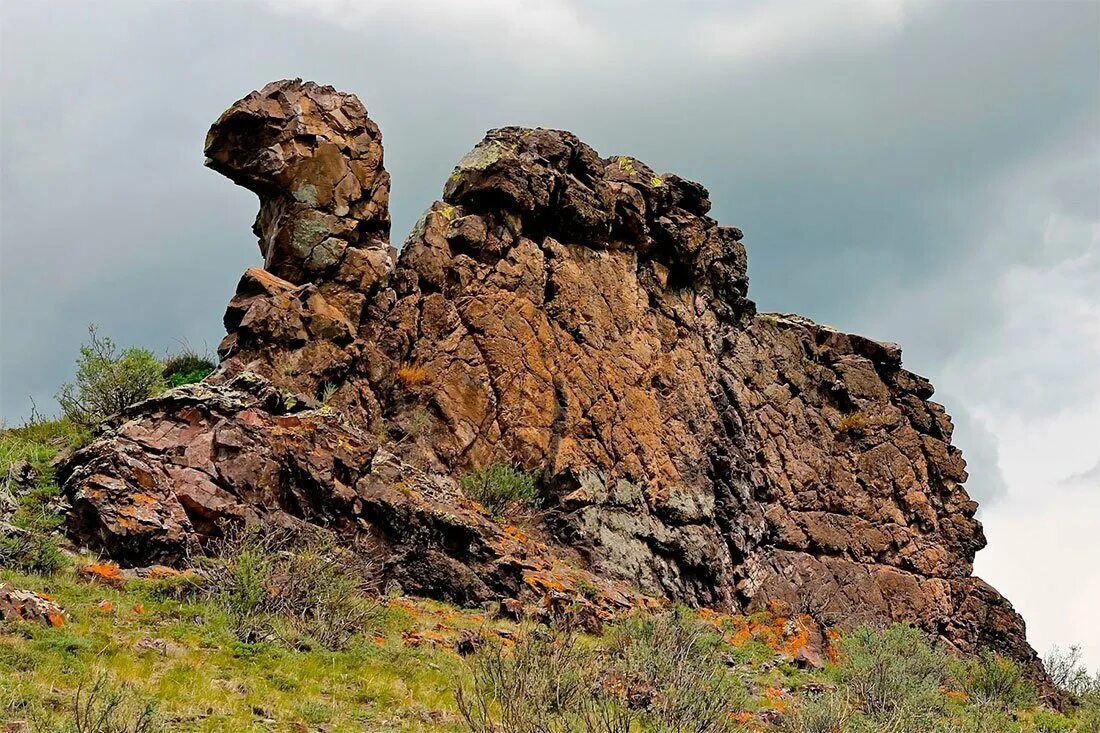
[58,79,1047,687]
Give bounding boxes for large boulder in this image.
[58,79,1051,693]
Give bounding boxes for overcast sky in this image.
[2,0,1098,667]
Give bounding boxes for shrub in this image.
[201,525,379,650]
[601,607,745,732]
[0,528,66,575]
[837,412,872,435]
[781,691,855,733]
[162,347,215,387]
[1045,646,1100,698]
[457,625,592,733]
[67,673,162,733]
[953,651,1035,733]
[395,364,429,387]
[56,326,166,428]
[460,462,539,516]
[456,609,746,733]
[836,624,949,723]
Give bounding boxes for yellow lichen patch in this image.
[130,492,159,506]
[650,175,664,187]
[396,364,429,387]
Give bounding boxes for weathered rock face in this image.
[58,79,1046,686]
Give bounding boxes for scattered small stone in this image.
[0,583,68,627]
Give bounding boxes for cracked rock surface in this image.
[59,79,1048,689]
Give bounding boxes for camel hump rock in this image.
[58,80,1055,700]
[204,79,391,286]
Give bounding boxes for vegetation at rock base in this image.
[3,558,1100,730]
[198,525,380,650]
[161,347,215,388]
[0,417,85,576]
[55,326,166,429]
[459,462,540,517]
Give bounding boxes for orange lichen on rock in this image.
[395,364,429,387]
[763,686,790,712]
[79,562,124,587]
[0,583,70,627]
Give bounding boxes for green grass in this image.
[0,567,496,731]
[1,418,87,575]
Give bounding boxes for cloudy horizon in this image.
[2,0,1098,667]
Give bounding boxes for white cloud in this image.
[695,0,922,63]
[949,153,1100,667]
[851,128,1100,667]
[260,0,607,61]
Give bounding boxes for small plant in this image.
[836,624,949,723]
[64,673,162,733]
[56,325,166,428]
[201,525,379,650]
[318,381,338,405]
[781,691,855,733]
[162,346,215,387]
[395,364,429,387]
[459,462,539,516]
[837,411,872,435]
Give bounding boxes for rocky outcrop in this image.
[58,79,1048,688]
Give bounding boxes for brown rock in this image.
[58,79,1051,695]
[0,584,68,627]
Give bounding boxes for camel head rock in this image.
[58,79,1052,695]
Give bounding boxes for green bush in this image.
[953,651,1036,732]
[603,608,746,731]
[835,624,949,725]
[201,526,379,650]
[459,462,539,516]
[162,348,215,387]
[0,528,65,575]
[456,608,746,733]
[56,325,166,428]
[781,691,855,733]
[66,673,162,733]
[1045,646,1100,699]
[457,625,592,733]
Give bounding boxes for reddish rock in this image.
[58,79,1051,695]
[0,583,68,627]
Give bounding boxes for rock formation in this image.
[58,79,1047,687]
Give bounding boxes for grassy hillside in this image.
[2,419,1098,733]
